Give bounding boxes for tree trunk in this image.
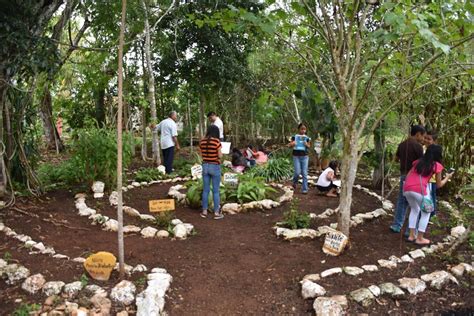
[199,94,205,139]
[187,99,193,153]
[141,108,148,160]
[39,84,64,151]
[95,87,106,127]
[116,0,127,279]
[337,130,359,237]
[0,80,7,197]
[141,0,161,165]
[372,121,385,189]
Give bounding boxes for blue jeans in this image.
[293,156,309,193]
[391,175,408,231]
[202,163,221,213]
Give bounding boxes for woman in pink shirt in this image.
[403,144,453,245]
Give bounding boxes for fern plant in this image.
[278,200,311,229]
[248,158,293,182]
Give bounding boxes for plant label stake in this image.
[191,164,202,179]
[149,199,175,212]
[322,229,348,256]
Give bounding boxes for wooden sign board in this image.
[191,164,202,179]
[149,199,175,212]
[84,252,116,281]
[223,173,239,187]
[322,229,348,256]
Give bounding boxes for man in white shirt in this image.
[207,111,224,141]
[153,111,180,174]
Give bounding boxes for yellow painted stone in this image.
[83,252,116,281]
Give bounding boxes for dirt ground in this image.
[0,179,473,315]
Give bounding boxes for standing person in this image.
[403,144,453,245]
[316,160,339,197]
[389,125,425,233]
[207,111,224,141]
[153,111,180,174]
[199,125,223,219]
[289,123,311,194]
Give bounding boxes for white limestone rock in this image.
[136,270,173,316]
[43,281,65,296]
[132,264,148,273]
[33,242,46,252]
[0,259,7,270]
[84,284,107,297]
[368,285,381,297]
[157,165,166,174]
[183,223,194,235]
[127,185,134,190]
[379,282,405,298]
[3,264,30,284]
[361,265,379,272]
[378,259,397,269]
[24,240,37,248]
[79,207,96,217]
[275,227,320,240]
[421,271,458,290]
[52,254,69,260]
[321,267,343,278]
[389,255,403,263]
[451,226,466,238]
[409,249,426,259]
[382,201,394,210]
[222,202,241,214]
[140,214,156,222]
[124,206,141,217]
[259,199,280,209]
[92,181,105,194]
[301,280,326,299]
[132,182,141,187]
[72,257,86,263]
[21,273,46,294]
[141,227,158,238]
[90,292,112,315]
[343,266,364,276]
[302,274,321,282]
[63,281,83,298]
[103,219,119,232]
[401,255,414,263]
[156,230,170,239]
[90,214,109,225]
[140,181,148,186]
[123,225,141,234]
[111,280,136,306]
[109,191,119,206]
[171,219,183,226]
[350,288,375,307]
[15,234,32,243]
[41,247,56,255]
[461,263,473,274]
[313,296,346,316]
[398,277,426,295]
[173,224,188,240]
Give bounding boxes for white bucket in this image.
[221,142,231,154]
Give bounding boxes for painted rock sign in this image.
[149,199,175,212]
[223,173,238,187]
[322,229,348,256]
[84,252,117,281]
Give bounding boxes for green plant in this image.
[248,158,293,182]
[79,273,89,287]
[135,168,166,182]
[279,200,311,229]
[154,211,174,228]
[235,174,277,203]
[185,179,228,209]
[3,251,12,262]
[13,303,40,316]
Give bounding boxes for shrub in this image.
[279,200,311,229]
[248,158,293,182]
[13,304,40,316]
[185,179,227,209]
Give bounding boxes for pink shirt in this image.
[403,160,444,195]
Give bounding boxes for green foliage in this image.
[279,200,311,229]
[38,129,133,190]
[79,273,89,288]
[154,211,174,229]
[247,158,293,182]
[135,168,166,182]
[3,251,12,262]
[12,303,41,316]
[235,176,276,203]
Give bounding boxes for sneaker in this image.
[302,191,308,195]
[200,210,208,218]
[389,225,400,233]
[214,212,224,220]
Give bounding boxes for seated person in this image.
[316,160,339,197]
[231,148,247,173]
[244,145,259,167]
[256,145,268,165]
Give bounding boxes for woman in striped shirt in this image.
[199,125,223,219]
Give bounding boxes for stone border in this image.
[168,183,294,214]
[274,185,394,240]
[0,256,172,316]
[75,189,195,240]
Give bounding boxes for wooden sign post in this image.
[149,199,175,212]
[322,229,348,256]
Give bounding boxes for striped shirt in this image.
[199,138,221,164]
